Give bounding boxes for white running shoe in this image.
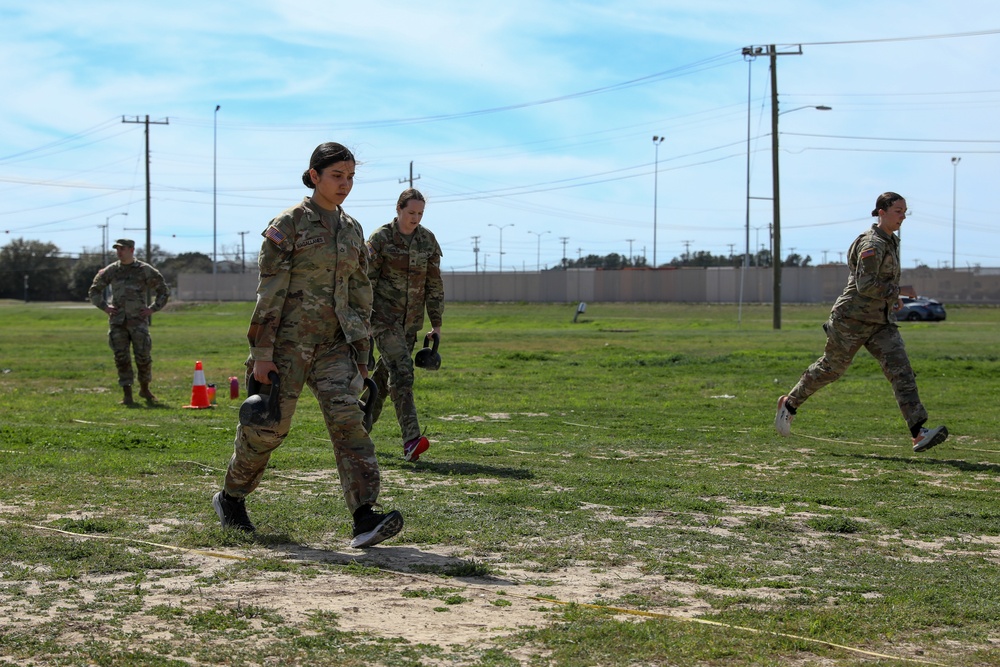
[774,395,795,437]
[912,425,948,452]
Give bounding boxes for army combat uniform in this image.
[88,254,169,392]
[365,219,444,444]
[786,223,929,431]
[222,197,380,513]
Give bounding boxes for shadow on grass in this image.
[120,402,175,410]
[273,542,518,585]
[391,460,534,480]
[848,453,1000,473]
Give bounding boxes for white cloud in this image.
[0,0,998,270]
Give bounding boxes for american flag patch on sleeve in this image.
[859,248,876,260]
[263,225,287,245]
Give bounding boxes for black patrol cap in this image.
[113,239,135,249]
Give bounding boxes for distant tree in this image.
[668,250,737,268]
[0,238,72,301]
[68,254,106,301]
[561,252,647,270]
[134,243,173,267]
[783,253,812,267]
[158,252,212,286]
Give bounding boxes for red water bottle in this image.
[229,376,239,399]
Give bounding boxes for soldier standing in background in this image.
[364,188,444,462]
[212,142,403,549]
[88,238,170,405]
[774,192,948,453]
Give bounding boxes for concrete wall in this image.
[177,266,1000,304]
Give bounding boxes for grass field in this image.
[1,299,999,666]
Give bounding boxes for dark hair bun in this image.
[302,142,356,190]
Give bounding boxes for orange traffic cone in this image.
[182,360,212,409]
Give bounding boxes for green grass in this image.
[1,299,999,665]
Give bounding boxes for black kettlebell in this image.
[414,332,441,371]
[239,371,282,427]
[358,377,378,433]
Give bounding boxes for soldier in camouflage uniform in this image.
[775,192,948,453]
[88,238,170,405]
[364,188,444,462]
[212,142,403,548]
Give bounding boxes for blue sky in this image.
[1,1,998,273]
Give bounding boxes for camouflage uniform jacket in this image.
[830,223,901,324]
[247,197,372,362]
[88,260,170,325]
[366,219,444,338]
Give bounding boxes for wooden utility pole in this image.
[121,115,169,262]
[741,44,802,329]
[398,161,421,189]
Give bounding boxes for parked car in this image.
[896,296,947,322]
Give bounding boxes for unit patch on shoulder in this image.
[859,248,877,260]
[263,226,287,245]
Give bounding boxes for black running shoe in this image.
[350,505,403,548]
[212,491,256,533]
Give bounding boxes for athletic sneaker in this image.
[212,491,256,533]
[912,425,948,452]
[350,505,404,548]
[774,395,795,437]
[403,435,430,462]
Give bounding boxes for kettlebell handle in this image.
[246,370,280,396]
[423,332,440,353]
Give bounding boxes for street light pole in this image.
[103,212,128,265]
[98,223,107,264]
[652,135,664,268]
[951,156,960,269]
[213,104,220,276]
[488,223,513,272]
[528,230,550,270]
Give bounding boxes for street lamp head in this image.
[952,156,961,165]
[653,135,664,144]
[778,104,832,116]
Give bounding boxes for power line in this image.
[795,28,1000,47]
[784,132,1000,143]
[166,52,742,132]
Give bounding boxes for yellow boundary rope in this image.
[6,520,949,666]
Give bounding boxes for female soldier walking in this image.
[364,188,444,461]
[775,192,948,453]
[213,142,403,548]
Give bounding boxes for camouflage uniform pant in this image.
[788,315,928,431]
[223,339,380,514]
[108,321,152,387]
[369,328,421,443]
